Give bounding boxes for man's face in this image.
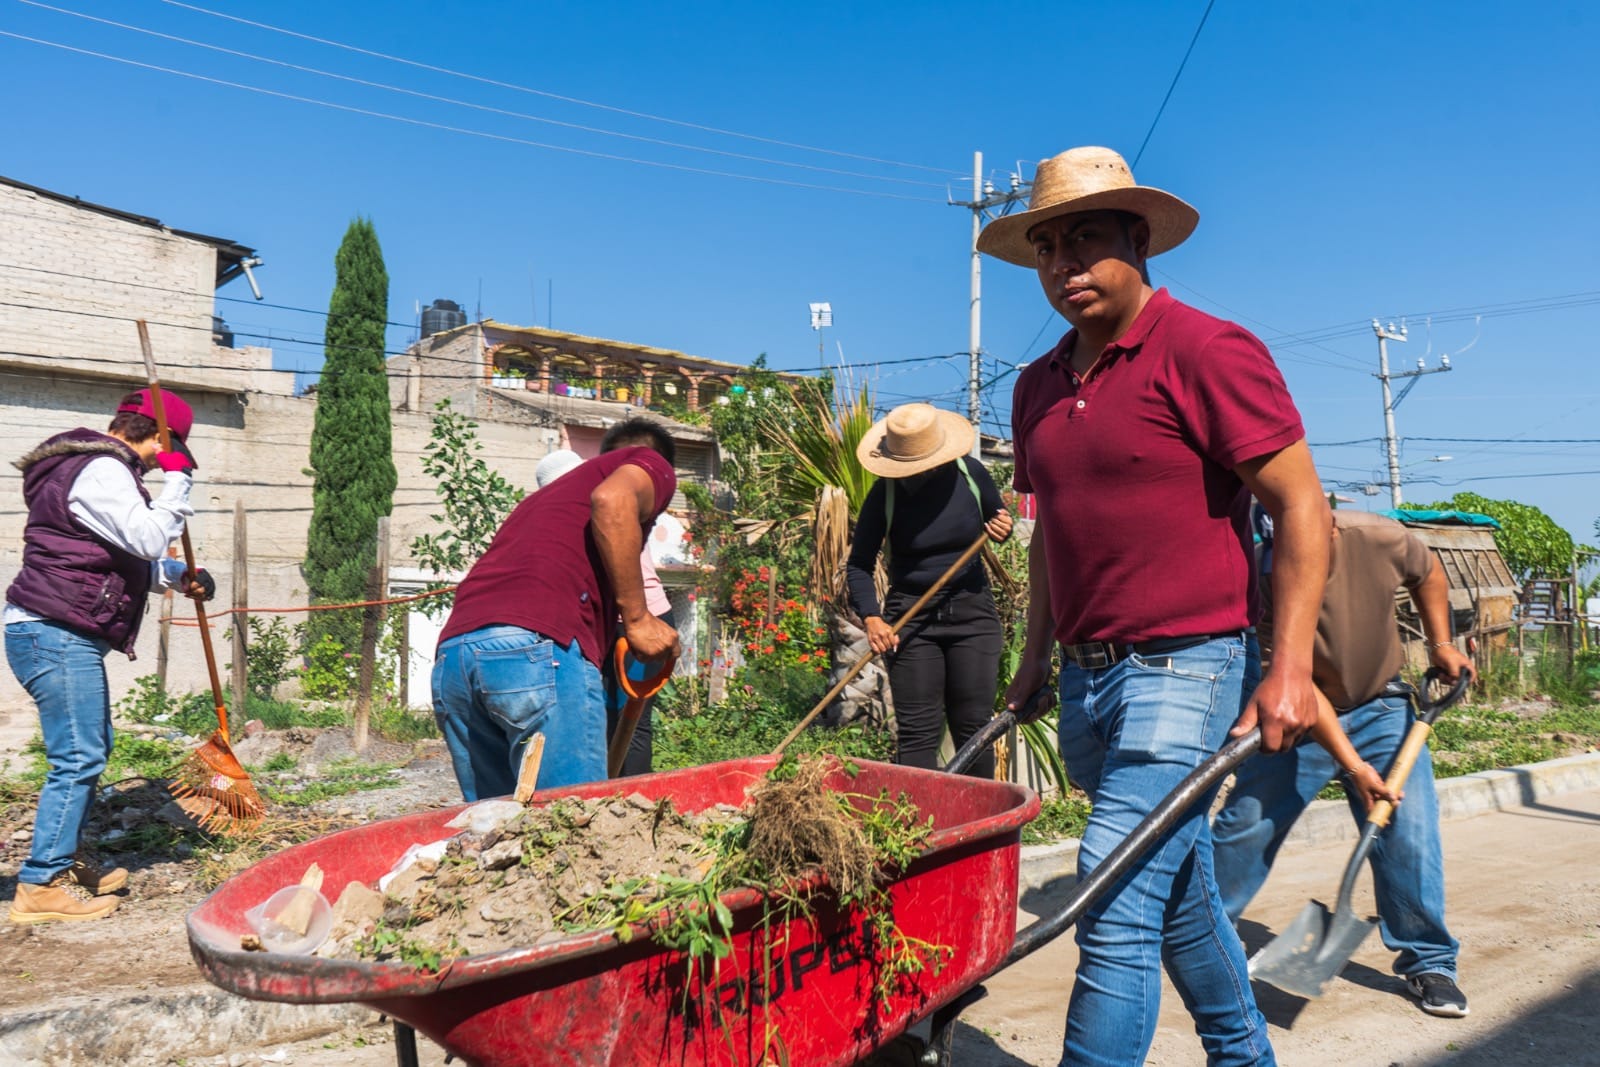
[1029,210,1149,330]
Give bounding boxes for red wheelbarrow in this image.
[189,729,1260,1066]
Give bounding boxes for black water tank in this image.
[421,298,467,337]
[212,315,234,348]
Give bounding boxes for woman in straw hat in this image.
[845,403,1012,778]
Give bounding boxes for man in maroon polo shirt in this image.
[431,418,681,799]
[988,147,1330,1066]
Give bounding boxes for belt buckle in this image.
[1073,643,1114,670]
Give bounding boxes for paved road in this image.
[214,784,1600,1067]
[959,783,1600,1067]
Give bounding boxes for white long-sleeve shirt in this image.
[3,457,194,625]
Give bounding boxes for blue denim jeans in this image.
[1212,692,1458,979]
[1057,634,1275,1067]
[5,619,114,886]
[431,626,606,801]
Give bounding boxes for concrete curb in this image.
[0,989,371,1067]
[1017,750,1600,891]
[5,753,1598,1064]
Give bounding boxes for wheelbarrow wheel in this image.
[857,1034,929,1067]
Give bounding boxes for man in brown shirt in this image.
[1212,510,1476,1017]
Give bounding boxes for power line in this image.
[1153,269,1372,372]
[1131,0,1216,167]
[0,30,942,204]
[22,1,945,190]
[159,0,964,178]
[1408,435,1600,445]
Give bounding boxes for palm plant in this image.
[748,377,893,727]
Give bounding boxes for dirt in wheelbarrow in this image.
[318,755,921,969]
[0,724,460,1016]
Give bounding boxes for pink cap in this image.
[118,388,193,441]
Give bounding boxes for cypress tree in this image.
[304,218,396,655]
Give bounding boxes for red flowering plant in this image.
[724,567,828,675]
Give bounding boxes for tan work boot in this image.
[8,873,120,924]
[69,858,128,895]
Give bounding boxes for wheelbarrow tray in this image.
[187,755,1039,1067]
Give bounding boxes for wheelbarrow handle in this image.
[945,685,1055,776]
[1001,727,1262,967]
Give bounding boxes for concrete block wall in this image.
[0,378,560,711]
[0,182,219,369]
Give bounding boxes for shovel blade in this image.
[1248,899,1377,999]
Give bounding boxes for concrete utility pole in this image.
[951,151,1031,456]
[1372,318,1453,507]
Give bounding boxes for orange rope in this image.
[168,587,456,627]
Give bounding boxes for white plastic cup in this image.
[245,886,333,955]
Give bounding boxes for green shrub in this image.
[654,668,891,770]
[233,616,299,697]
[300,632,359,700]
[372,700,440,742]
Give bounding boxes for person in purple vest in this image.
[6,390,215,924]
[431,418,681,800]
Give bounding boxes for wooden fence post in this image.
[398,608,410,710]
[354,516,390,752]
[231,501,249,716]
[156,588,173,693]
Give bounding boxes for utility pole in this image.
[951,151,1030,456]
[1372,318,1452,507]
[809,302,832,372]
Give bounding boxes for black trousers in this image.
[604,607,676,778]
[883,587,1004,779]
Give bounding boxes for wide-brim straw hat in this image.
[857,403,975,478]
[976,146,1199,267]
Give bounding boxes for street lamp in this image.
[809,302,832,371]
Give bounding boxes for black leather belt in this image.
[1060,631,1245,671]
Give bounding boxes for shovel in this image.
[1248,667,1471,998]
[606,636,676,777]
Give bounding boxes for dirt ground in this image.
[0,722,461,1015]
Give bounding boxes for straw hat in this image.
[857,403,975,478]
[976,146,1199,267]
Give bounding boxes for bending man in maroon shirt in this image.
[986,147,1331,1066]
[431,418,681,799]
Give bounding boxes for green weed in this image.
[1021,791,1092,845]
[260,758,401,808]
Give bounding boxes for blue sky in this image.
[4,0,1597,542]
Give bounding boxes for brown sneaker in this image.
[8,874,120,924]
[69,858,128,895]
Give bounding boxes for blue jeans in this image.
[431,626,606,801]
[1211,693,1458,980]
[5,619,113,886]
[1057,634,1275,1067]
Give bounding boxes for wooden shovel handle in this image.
[773,528,991,755]
[135,320,229,740]
[1364,721,1431,830]
[1365,668,1470,829]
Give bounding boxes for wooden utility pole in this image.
[231,501,249,714]
[353,516,390,752]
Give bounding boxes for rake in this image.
[136,320,265,830]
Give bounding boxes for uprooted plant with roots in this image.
[318,754,949,1010]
